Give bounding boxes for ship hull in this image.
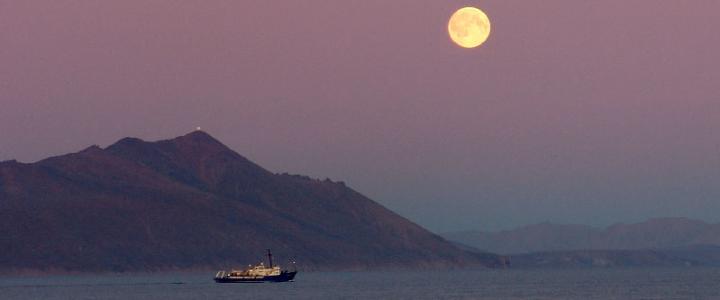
[214,271,297,283]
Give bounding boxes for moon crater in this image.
[448,7,491,49]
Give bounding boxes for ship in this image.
[214,249,297,283]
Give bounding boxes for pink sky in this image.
[2,1,720,231]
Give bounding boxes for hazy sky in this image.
[2,1,720,232]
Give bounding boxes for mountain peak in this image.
[106,131,229,157]
[112,137,145,146]
[104,131,271,194]
[176,130,218,143]
[0,132,504,272]
[164,130,234,155]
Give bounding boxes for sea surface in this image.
[1,267,719,300]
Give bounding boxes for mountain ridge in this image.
[0,131,507,272]
[442,217,720,255]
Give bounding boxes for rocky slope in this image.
[0,131,506,272]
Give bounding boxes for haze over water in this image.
[2,268,720,300]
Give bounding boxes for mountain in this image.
[0,131,507,272]
[443,218,720,268]
[442,218,720,255]
[443,223,601,254]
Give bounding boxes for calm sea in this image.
[2,268,719,299]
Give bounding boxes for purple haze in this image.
[2,1,720,232]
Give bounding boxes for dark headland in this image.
[0,131,507,273]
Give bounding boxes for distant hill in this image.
[444,219,720,268]
[508,249,701,268]
[0,131,507,272]
[443,223,600,254]
[442,218,720,254]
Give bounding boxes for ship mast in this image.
[267,249,273,268]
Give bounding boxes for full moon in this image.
[448,7,491,49]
